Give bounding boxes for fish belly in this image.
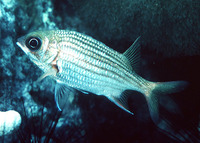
[56,58,127,96]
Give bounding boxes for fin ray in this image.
[36,68,57,83]
[123,37,141,73]
[55,82,76,111]
[110,91,134,115]
[145,81,188,124]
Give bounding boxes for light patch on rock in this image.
[42,1,56,29]
[0,110,21,136]
[2,0,15,9]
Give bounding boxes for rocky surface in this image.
[0,0,199,142]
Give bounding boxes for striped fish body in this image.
[17,30,187,123]
[54,30,146,98]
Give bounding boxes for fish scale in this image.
[56,35,141,89]
[58,46,132,77]
[56,58,130,96]
[57,59,127,91]
[57,30,132,72]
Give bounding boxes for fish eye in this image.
[25,37,42,51]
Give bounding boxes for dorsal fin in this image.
[123,37,141,72]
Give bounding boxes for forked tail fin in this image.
[145,81,188,124]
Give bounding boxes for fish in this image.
[16,30,187,123]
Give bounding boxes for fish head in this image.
[16,30,59,72]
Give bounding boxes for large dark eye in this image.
[25,37,42,51]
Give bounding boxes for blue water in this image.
[0,0,199,142]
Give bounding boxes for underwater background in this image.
[0,0,200,142]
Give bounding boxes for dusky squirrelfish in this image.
[16,30,187,123]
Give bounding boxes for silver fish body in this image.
[54,31,147,97]
[16,30,187,123]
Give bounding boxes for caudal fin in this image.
[145,81,188,124]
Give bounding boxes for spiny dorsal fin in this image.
[123,37,141,72]
[110,91,134,115]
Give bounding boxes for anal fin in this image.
[110,91,134,115]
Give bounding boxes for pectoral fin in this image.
[36,68,57,83]
[110,91,134,115]
[55,82,76,111]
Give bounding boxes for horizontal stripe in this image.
[57,49,144,89]
[55,30,132,71]
[68,33,131,70]
[54,30,147,89]
[57,60,128,92]
[57,41,138,86]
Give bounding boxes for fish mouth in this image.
[16,36,25,46]
[16,41,23,49]
[16,35,45,69]
[16,36,30,54]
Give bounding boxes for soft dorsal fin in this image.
[110,91,134,115]
[123,37,141,72]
